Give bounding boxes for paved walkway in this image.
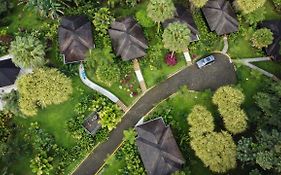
[234,57,279,81]
[133,59,147,92]
[72,53,237,175]
[79,64,128,112]
[222,36,229,54]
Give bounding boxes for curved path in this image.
[79,64,127,111]
[73,53,237,175]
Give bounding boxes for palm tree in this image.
[147,0,175,32]
[162,22,191,57]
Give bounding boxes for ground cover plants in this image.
[0,0,281,175]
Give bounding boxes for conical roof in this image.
[109,16,148,61]
[136,118,185,175]
[202,0,238,35]
[163,5,199,42]
[58,16,94,64]
[260,20,281,61]
[0,59,20,87]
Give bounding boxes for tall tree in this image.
[234,0,266,14]
[9,35,45,69]
[147,0,175,32]
[251,28,274,49]
[17,68,72,116]
[189,0,208,8]
[162,22,191,57]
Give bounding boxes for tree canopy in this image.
[9,35,45,69]
[16,68,72,116]
[213,86,247,134]
[187,105,237,173]
[189,0,208,8]
[251,28,274,49]
[235,0,266,14]
[187,105,214,138]
[162,22,191,56]
[147,0,175,32]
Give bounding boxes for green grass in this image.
[9,76,95,175]
[253,61,281,79]
[101,155,126,175]
[142,54,186,88]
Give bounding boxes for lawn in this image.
[142,54,187,88]
[253,61,281,79]
[9,75,95,175]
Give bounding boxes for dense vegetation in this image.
[0,0,281,175]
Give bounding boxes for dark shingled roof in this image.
[58,16,94,64]
[163,5,199,42]
[0,59,20,87]
[260,20,281,61]
[109,16,148,61]
[136,118,185,175]
[82,112,101,136]
[202,0,238,35]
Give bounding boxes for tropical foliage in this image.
[213,86,248,134]
[162,22,191,56]
[234,0,266,14]
[16,68,72,116]
[189,0,208,8]
[9,35,45,69]
[147,0,175,32]
[92,8,114,37]
[19,0,65,19]
[121,129,145,175]
[135,9,155,28]
[237,130,281,173]
[251,28,274,49]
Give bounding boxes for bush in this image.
[92,8,114,37]
[273,0,281,12]
[9,35,45,69]
[189,0,208,8]
[251,28,274,49]
[244,7,266,26]
[213,86,247,134]
[17,68,73,116]
[135,9,155,28]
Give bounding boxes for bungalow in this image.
[135,118,185,175]
[58,16,94,64]
[202,0,239,35]
[109,16,148,92]
[260,20,281,61]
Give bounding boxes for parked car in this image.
[196,55,216,69]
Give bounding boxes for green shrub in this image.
[273,0,281,12]
[251,28,273,49]
[135,9,155,28]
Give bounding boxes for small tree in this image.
[251,28,274,49]
[9,35,45,69]
[92,8,114,37]
[190,131,237,173]
[162,22,191,57]
[17,68,72,116]
[189,0,208,8]
[213,86,247,134]
[147,0,175,32]
[234,0,266,14]
[187,105,214,138]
